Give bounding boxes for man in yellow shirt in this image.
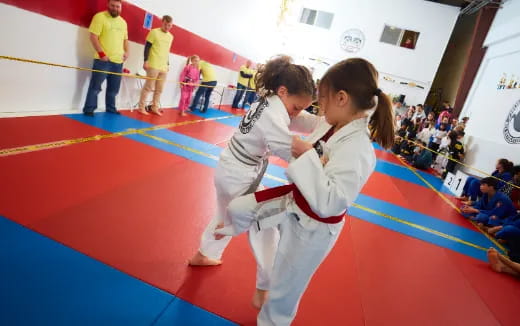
[137,15,174,116]
[231,61,253,109]
[190,60,217,113]
[83,0,129,116]
[242,67,258,109]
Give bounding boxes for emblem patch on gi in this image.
[503,98,520,144]
[239,98,268,134]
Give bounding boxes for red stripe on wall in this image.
[0,0,249,70]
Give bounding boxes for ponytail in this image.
[320,58,395,149]
[369,91,395,149]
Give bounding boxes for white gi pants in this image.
[198,156,279,290]
[228,193,345,326]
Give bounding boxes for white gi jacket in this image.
[224,95,297,165]
[220,116,376,236]
[287,116,376,229]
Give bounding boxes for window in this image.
[299,8,334,29]
[380,25,420,50]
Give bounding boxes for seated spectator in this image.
[395,114,402,129]
[489,214,520,264]
[399,138,416,161]
[487,247,520,275]
[460,177,517,227]
[457,116,469,129]
[508,166,520,210]
[411,141,433,170]
[391,136,403,155]
[429,123,448,159]
[401,111,414,129]
[501,165,520,203]
[412,104,426,121]
[417,122,435,145]
[460,159,515,202]
[435,116,452,131]
[406,118,421,140]
[437,102,453,124]
[420,112,436,131]
[450,118,458,131]
[397,124,407,137]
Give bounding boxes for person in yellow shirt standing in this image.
[137,15,174,116]
[190,60,217,113]
[83,0,129,116]
[231,60,253,109]
[242,66,259,109]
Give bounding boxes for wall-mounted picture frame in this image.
[380,24,420,50]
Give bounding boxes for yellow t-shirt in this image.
[146,28,174,72]
[199,61,217,82]
[237,65,253,87]
[248,70,257,89]
[89,11,128,64]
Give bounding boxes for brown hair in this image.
[498,158,514,173]
[319,58,394,149]
[162,15,173,23]
[187,55,199,65]
[255,55,314,98]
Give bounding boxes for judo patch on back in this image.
[239,98,268,134]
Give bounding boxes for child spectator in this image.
[460,177,517,227]
[411,141,433,170]
[178,55,200,116]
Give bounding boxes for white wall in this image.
[0,3,239,115]
[129,0,458,105]
[127,0,282,62]
[0,0,459,115]
[461,0,520,174]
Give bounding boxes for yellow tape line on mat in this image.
[0,115,235,157]
[392,154,506,254]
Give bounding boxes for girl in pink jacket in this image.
[178,55,200,116]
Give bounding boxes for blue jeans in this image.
[242,88,257,108]
[83,59,123,113]
[232,83,247,108]
[191,80,217,112]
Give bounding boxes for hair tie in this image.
[374,88,382,96]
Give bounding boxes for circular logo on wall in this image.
[340,29,365,53]
[503,98,520,144]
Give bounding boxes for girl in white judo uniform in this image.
[189,55,317,308]
[220,58,395,325]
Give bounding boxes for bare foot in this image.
[496,250,520,276]
[138,109,150,115]
[180,111,187,116]
[252,289,269,310]
[487,226,503,235]
[188,251,222,266]
[152,109,163,116]
[487,248,507,273]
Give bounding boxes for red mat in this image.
[362,172,472,230]
[0,115,109,149]
[2,114,519,325]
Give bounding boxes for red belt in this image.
[254,184,345,224]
